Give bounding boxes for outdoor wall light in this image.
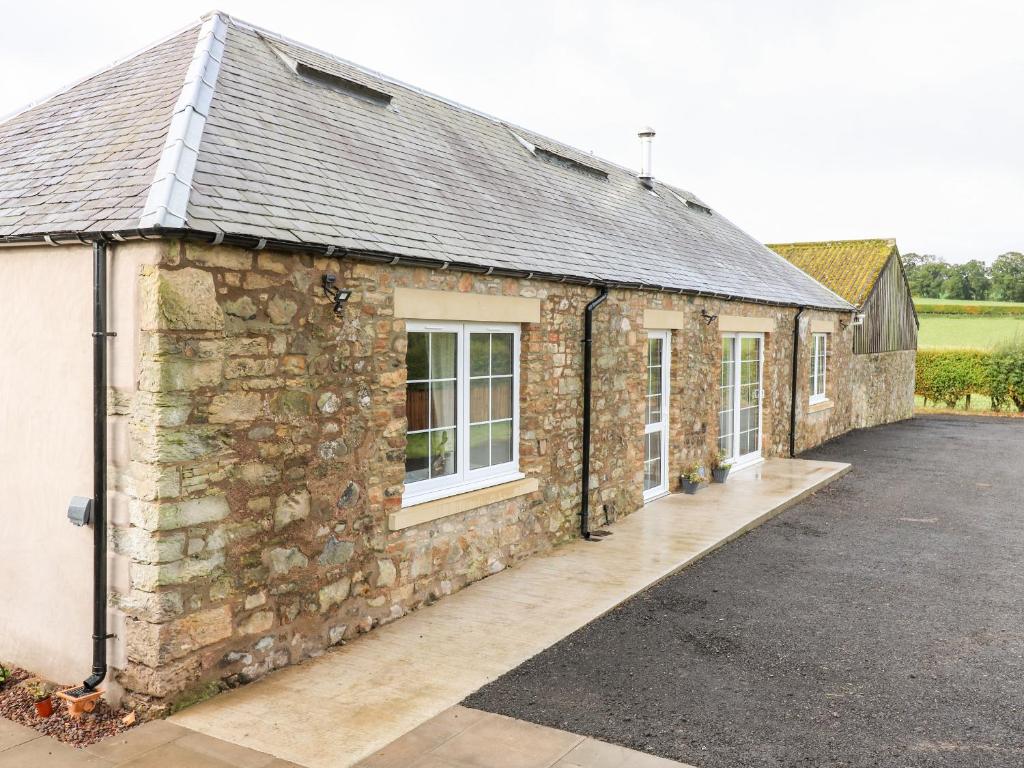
[700,308,718,326]
[322,274,351,316]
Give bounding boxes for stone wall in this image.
[793,311,858,454]
[111,240,855,711]
[850,350,916,428]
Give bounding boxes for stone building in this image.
[769,239,918,428]
[0,12,904,712]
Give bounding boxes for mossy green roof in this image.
[767,239,898,308]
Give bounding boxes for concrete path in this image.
[5,457,846,767]
[0,717,300,767]
[168,457,848,768]
[356,705,692,768]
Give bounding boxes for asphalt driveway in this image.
[464,415,1024,767]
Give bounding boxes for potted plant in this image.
[24,679,55,718]
[679,464,704,494]
[0,663,9,688]
[710,451,732,483]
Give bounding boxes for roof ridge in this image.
[0,17,205,125]
[766,238,896,248]
[139,12,229,228]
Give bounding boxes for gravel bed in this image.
[0,663,138,748]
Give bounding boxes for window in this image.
[404,321,521,504]
[809,333,828,404]
[644,332,669,500]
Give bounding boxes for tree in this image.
[961,259,992,300]
[909,253,946,299]
[907,259,951,298]
[990,252,1024,302]
[940,264,971,299]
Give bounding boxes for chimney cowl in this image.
[638,126,655,188]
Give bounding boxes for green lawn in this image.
[918,315,1024,350]
[915,393,996,411]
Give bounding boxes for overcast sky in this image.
[2,0,1022,263]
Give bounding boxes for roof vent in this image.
[638,127,655,189]
[508,128,608,180]
[294,62,392,106]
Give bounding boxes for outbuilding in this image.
[769,238,918,427]
[1,12,884,712]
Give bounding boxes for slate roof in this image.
[0,12,851,311]
[767,239,899,308]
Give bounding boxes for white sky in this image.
[2,0,1022,262]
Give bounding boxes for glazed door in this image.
[643,331,670,501]
[718,334,764,467]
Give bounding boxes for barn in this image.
[769,238,918,427]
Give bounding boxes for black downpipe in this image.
[85,240,111,692]
[789,306,806,458]
[580,286,609,539]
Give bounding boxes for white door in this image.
[644,331,670,501]
[717,333,764,468]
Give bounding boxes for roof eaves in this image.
[0,227,853,312]
[138,12,228,229]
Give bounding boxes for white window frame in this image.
[809,332,828,405]
[402,321,522,507]
[719,332,765,469]
[643,331,671,502]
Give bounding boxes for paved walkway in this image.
[171,458,847,767]
[356,705,691,768]
[4,457,847,768]
[0,717,299,767]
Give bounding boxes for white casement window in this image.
[403,321,521,505]
[809,332,828,404]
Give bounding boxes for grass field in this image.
[918,315,1024,349]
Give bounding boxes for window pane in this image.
[491,376,513,420]
[646,394,661,425]
[470,334,490,376]
[718,410,733,454]
[649,337,662,366]
[469,379,489,423]
[430,333,457,379]
[407,382,429,431]
[491,334,513,375]
[740,405,757,433]
[405,432,429,483]
[644,432,662,491]
[648,364,662,396]
[430,380,456,428]
[491,420,512,465]
[430,428,457,478]
[741,336,758,360]
[469,424,490,469]
[407,332,428,381]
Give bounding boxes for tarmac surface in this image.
[465,415,1024,767]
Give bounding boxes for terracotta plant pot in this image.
[34,697,53,718]
[680,477,701,494]
[711,466,730,483]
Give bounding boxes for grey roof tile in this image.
[0,13,850,310]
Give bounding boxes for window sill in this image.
[390,476,538,531]
[808,398,834,414]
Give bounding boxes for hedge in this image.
[915,349,991,408]
[915,302,1024,316]
[988,340,1024,411]
[915,343,1024,411]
